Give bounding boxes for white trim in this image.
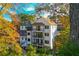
[20,26,26,30]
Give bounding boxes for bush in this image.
[56,40,79,56]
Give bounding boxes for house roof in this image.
[21,21,32,27]
[21,21,32,30]
[32,22,45,26]
[33,17,57,26]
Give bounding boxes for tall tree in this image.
[70,3,79,45]
[18,14,35,23]
[0,3,13,15]
[0,16,22,56]
[0,3,20,30]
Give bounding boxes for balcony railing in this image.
[32,38,44,45]
[32,32,43,38]
[33,28,44,31]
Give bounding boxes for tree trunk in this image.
[70,3,79,45]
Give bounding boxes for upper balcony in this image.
[32,32,44,38]
[32,25,44,32]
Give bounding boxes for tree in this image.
[18,14,35,23]
[56,39,79,56]
[0,37,22,56]
[35,3,69,17]
[58,3,79,56]
[70,3,79,45]
[26,45,36,56]
[53,15,70,55]
[0,17,23,56]
[0,3,20,30]
[36,48,52,56]
[0,3,13,15]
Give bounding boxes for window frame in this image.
[45,33,49,36]
[28,38,30,41]
[45,40,49,44]
[45,25,49,29]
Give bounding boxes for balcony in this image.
[32,38,44,45]
[33,32,43,38]
[33,25,44,31]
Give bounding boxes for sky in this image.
[2,3,51,22]
[2,3,38,21]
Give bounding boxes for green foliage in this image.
[0,17,23,56]
[18,14,35,23]
[56,40,79,56]
[0,37,23,56]
[26,45,36,56]
[36,48,52,56]
[54,15,70,55]
[26,45,52,56]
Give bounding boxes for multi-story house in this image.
[19,17,57,49]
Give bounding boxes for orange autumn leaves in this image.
[55,15,70,51]
[0,16,22,55]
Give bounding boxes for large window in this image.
[36,39,39,44]
[34,32,43,38]
[45,40,49,44]
[21,37,24,40]
[45,26,49,29]
[45,33,49,36]
[20,37,27,41]
[40,39,43,44]
[25,38,27,40]
[36,26,40,31]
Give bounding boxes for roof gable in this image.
[33,17,57,26]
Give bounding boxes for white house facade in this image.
[19,17,57,49]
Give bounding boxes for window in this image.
[28,38,30,41]
[20,26,26,30]
[36,39,39,44]
[33,39,36,44]
[21,37,26,40]
[27,32,30,35]
[45,26,49,29]
[45,33,49,36]
[45,40,49,44]
[34,32,43,38]
[36,26,40,30]
[23,26,26,30]
[40,39,43,44]
[25,38,27,40]
[21,37,24,40]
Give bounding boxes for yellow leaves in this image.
[4,3,13,9]
[0,37,22,55]
[58,16,70,29]
[0,4,22,55]
[14,44,22,55]
[0,3,13,15]
[55,43,62,50]
[1,8,7,14]
[48,19,57,25]
[0,16,4,19]
[0,17,20,40]
[54,15,70,52]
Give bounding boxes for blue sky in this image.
[3,3,38,21]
